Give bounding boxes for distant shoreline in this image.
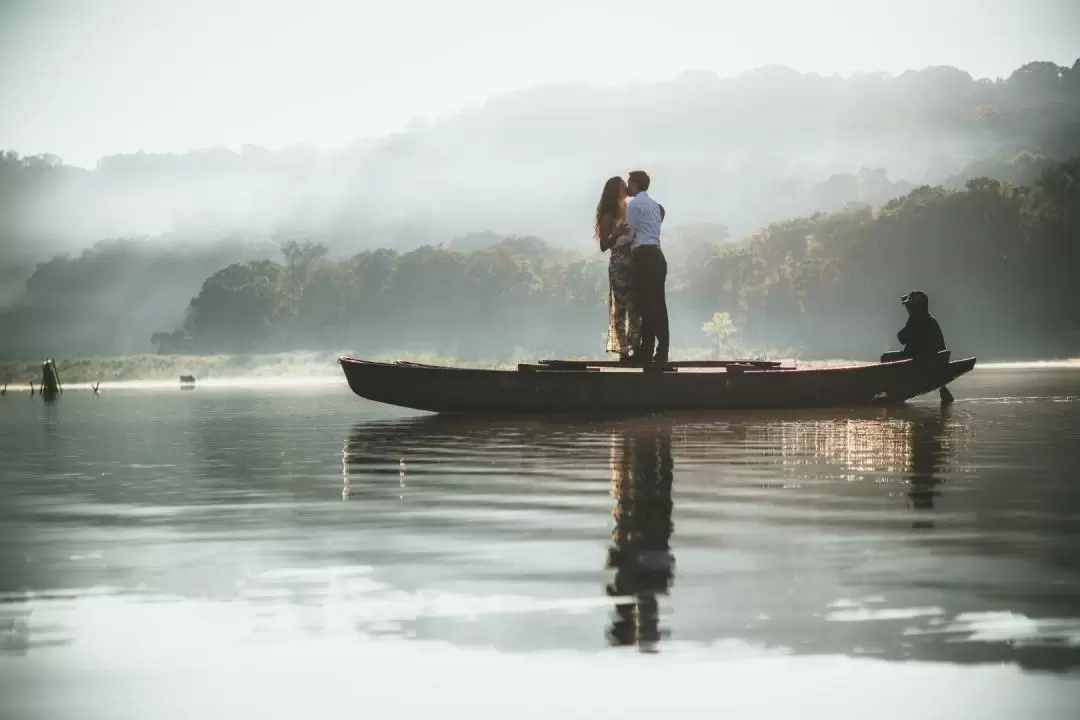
[0,352,344,385]
[0,351,522,385]
[2,352,1077,386]
[0,350,803,384]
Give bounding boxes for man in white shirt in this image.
[625,170,669,365]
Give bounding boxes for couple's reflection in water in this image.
[338,406,996,660]
[597,406,951,651]
[605,419,675,652]
[341,414,679,651]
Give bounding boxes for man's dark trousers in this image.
[631,245,669,363]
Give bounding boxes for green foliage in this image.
[702,312,738,357]
[2,54,1079,366]
[143,237,608,360]
[0,236,259,361]
[130,158,1077,362]
[3,154,1076,364]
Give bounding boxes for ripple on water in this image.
[2,368,1080,717]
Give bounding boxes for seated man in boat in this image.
[881,290,953,403]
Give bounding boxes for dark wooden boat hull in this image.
[338,354,977,415]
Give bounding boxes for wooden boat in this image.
[338,351,976,415]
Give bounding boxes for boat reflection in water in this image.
[605,420,675,652]
[738,405,968,527]
[335,406,1080,670]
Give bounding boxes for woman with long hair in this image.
[595,176,640,361]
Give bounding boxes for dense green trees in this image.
[1,58,1078,363]
[0,237,264,360]
[678,159,1079,359]
[1,160,1077,363]
[149,238,609,359]
[138,158,1076,362]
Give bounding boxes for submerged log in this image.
[40,359,62,396]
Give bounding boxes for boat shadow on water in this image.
[341,407,1080,671]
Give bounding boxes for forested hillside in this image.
[1,59,1078,363]
[134,158,1077,362]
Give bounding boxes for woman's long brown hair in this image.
[594,176,627,241]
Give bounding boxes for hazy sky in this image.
[1,0,1077,167]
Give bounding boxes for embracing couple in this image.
[595,170,669,366]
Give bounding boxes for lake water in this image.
[1,366,1079,719]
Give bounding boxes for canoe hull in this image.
[338,355,977,415]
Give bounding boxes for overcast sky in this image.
[1,0,1077,167]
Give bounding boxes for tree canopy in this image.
[1,58,1078,363]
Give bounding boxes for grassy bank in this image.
[1,351,329,384]
[0,350,542,385]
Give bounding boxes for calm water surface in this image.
[1,367,1080,719]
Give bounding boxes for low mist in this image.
[4,61,1079,260]
[1,59,1079,366]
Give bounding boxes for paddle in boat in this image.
[338,350,976,414]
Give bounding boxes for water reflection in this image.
[335,407,1080,669]
[740,406,965,473]
[0,602,31,657]
[735,406,971,524]
[605,419,675,652]
[909,406,951,526]
[6,385,1078,677]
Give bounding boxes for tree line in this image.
[135,158,1077,362]
[1,158,1076,363]
[2,56,1078,363]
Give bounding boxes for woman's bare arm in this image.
[598,215,616,252]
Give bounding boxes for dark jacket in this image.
[898,311,946,357]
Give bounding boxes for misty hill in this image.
[0,235,276,360]
[154,157,1080,362]
[2,59,1078,265]
[3,158,1075,364]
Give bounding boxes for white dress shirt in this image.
[626,191,662,248]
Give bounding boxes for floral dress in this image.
[605,217,640,356]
